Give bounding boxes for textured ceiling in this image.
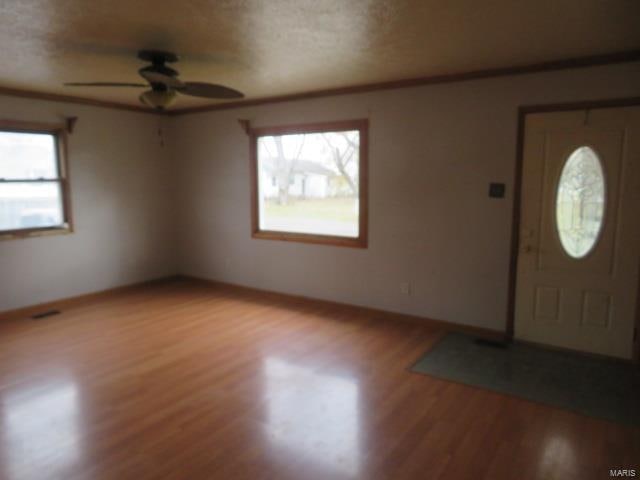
[0,0,638,110]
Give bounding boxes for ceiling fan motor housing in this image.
[139,65,179,78]
[138,50,181,91]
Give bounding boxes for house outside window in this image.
[250,119,368,248]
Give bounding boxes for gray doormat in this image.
[411,333,640,426]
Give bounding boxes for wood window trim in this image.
[249,119,369,248]
[0,119,73,240]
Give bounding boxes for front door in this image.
[514,106,640,359]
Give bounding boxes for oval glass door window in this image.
[555,146,606,258]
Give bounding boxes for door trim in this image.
[506,97,640,364]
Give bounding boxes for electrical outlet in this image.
[400,282,411,296]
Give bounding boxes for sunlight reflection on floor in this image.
[263,357,361,477]
[1,378,81,480]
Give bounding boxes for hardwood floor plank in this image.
[0,279,637,479]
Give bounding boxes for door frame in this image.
[505,96,640,364]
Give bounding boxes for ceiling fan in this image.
[64,50,244,110]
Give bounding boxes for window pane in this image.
[0,182,64,230]
[555,146,605,258]
[257,131,360,238]
[0,131,58,179]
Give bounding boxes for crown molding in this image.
[168,49,640,116]
[0,86,157,115]
[0,50,637,117]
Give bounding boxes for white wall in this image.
[0,95,176,311]
[171,62,640,332]
[2,63,638,327]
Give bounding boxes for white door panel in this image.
[515,107,640,359]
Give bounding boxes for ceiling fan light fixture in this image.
[139,89,177,109]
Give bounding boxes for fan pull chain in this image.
[158,118,165,148]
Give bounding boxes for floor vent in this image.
[474,337,509,349]
[31,309,61,319]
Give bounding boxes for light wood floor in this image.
[0,279,637,480]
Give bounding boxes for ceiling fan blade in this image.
[64,82,147,87]
[177,82,244,99]
[138,70,184,89]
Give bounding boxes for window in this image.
[0,121,71,239]
[555,146,605,258]
[250,119,368,248]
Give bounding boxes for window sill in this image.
[252,230,367,248]
[0,225,73,241]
